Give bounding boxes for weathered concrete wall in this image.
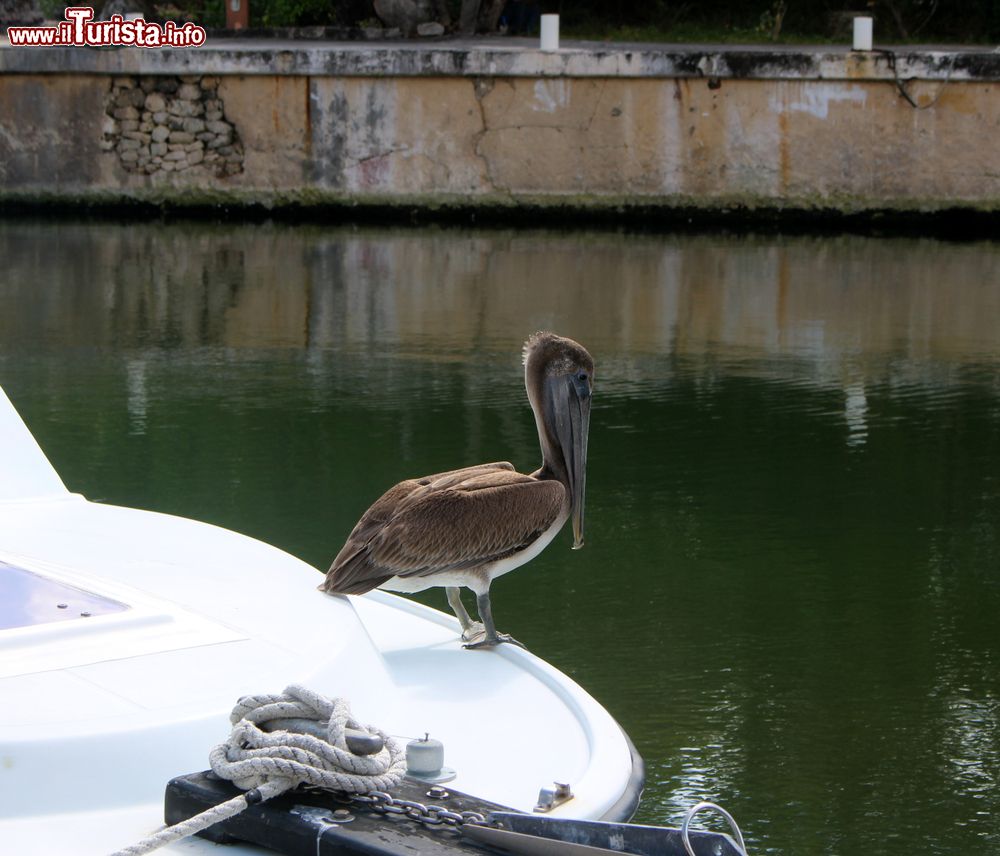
[0,40,998,213]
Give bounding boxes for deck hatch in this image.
[0,561,129,630]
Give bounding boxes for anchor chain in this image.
[346,790,489,828]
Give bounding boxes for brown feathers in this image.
[523,331,595,379]
[320,463,566,595]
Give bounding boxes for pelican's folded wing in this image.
[320,465,564,595]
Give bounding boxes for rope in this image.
[109,685,406,856]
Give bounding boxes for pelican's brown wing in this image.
[319,463,565,595]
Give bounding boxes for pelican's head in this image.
[523,332,594,550]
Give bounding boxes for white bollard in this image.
[853,16,873,51]
[540,14,559,51]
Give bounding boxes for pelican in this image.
[319,332,594,649]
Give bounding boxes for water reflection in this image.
[3,222,999,367]
[1,220,999,855]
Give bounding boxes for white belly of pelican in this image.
[378,509,569,596]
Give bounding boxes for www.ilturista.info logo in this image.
[7,6,206,47]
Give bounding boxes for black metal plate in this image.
[482,812,745,856]
[164,771,514,855]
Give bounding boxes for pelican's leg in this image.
[446,587,485,642]
[463,590,526,650]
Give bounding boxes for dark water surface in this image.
[2,220,999,855]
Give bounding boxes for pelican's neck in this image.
[532,446,568,486]
[526,370,570,489]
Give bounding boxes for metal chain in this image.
[347,790,488,829]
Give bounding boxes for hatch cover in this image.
[0,561,129,630]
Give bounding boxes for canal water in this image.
[2,220,999,855]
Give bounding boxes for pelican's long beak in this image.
[545,372,592,549]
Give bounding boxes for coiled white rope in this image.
[109,685,406,856]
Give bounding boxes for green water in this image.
[2,220,999,855]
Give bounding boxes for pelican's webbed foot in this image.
[458,591,527,650]
[463,632,527,650]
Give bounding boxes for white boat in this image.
[0,385,642,855]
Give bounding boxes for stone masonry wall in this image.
[102,75,243,177]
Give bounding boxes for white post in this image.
[853,16,873,51]
[540,14,560,51]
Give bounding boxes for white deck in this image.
[0,386,634,855]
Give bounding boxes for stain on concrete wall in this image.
[0,75,109,190]
[308,77,486,192]
[216,75,311,186]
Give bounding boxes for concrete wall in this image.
[0,40,998,213]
